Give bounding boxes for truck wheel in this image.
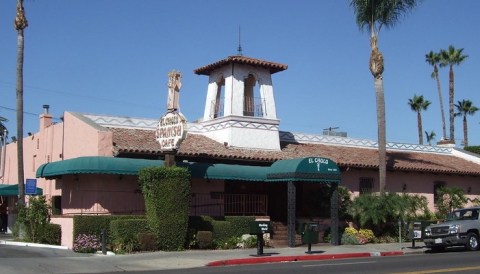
[466,232,479,251]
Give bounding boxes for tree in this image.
[439,45,468,143]
[408,94,431,145]
[454,99,478,147]
[435,187,468,218]
[0,116,8,135]
[425,130,436,146]
[15,0,28,205]
[425,51,447,141]
[349,0,419,193]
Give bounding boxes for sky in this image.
[0,0,479,147]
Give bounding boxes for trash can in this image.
[249,221,272,256]
[302,222,319,253]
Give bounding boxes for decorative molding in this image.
[279,131,452,154]
[84,114,158,130]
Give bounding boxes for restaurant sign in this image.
[155,112,187,151]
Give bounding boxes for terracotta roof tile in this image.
[194,55,288,75]
[109,128,480,176]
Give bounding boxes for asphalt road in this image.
[118,249,480,274]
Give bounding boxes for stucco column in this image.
[330,183,340,245]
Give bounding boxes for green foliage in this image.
[37,223,61,245]
[73,215,145,248]
[211,220,234,246]
[338,186,353,220]
[464,146,480,154]
[196,231,213,249]
[110,219,152,253]
[224,216,256,236]
[137,232,157,252]
[349,192,431,236]
[16,196,51,243]
[435,186,468,218]
[139,166,191,251]
[341,233,360,245]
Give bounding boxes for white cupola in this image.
[194,55,287,150]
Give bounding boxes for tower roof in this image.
[194,55,288,76]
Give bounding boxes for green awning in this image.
[0,184,43,196]
[266,157,341,183]
[36,156,340,183]
[36,156,268,181]
[36,157,164,178]
[179,162,268,181]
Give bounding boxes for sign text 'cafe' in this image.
[155,112,187,151]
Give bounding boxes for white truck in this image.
[424,207,480,251]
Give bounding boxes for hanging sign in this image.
[155,112,187,151]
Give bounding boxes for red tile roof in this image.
[110,128,480,176]
[194,55,288,75]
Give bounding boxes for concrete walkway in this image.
[0,233,428,273]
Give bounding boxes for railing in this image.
[210,97,265,118]
[189,193,268,216]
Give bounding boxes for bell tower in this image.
[194,55,287,150]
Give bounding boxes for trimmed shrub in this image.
[110,219,151,253]
[196,231,213,249]
[37,223,61,245]
[139,166,191,251]
[137,232,157,251]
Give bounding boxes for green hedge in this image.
[73,215,145,246]
[110,219,151,253]
[139,166,191,251]
[37,223,61,245]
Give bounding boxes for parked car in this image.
[424,207,480,251]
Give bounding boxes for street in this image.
[115,249,480,274]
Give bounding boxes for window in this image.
[359,177,374,194]
[212,78,225,118]
[433,181,446,204]
[51,196,62,215]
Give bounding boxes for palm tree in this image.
[0,116,7,134]
[425,51,447,141]
[454,99,478,147]
[425,130,436,146]
[439,45,468,143]
[408,94,431,145]
[15,0,28,205]
[349,0,419,193]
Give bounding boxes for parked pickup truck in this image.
[424,207,480,251]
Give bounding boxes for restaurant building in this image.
[1,55,480,248]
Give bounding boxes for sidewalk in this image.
[0,233,428,274]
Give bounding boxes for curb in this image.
[207,251,405,267]
[0,240,69,250]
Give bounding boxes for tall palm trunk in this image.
[370,35,386,194]
[417,111,423,145]
[15,0,28,205]
[448,65,455,142]
[463,115,468,147]
[433,67,447,140]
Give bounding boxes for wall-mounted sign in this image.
[155,112,187,151]
[25,178,37,195]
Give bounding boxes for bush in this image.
[139,166,191,251]
[196,231,213,249]
[37,223,61,245]
[110,219,151,253]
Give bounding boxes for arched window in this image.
[243,74,263,117]
[212,77,225,118]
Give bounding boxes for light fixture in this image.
[402,184,407,191]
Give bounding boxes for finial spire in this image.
[237,25,243,56]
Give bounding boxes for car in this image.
[424,207,480,251]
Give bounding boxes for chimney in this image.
[40,104,53,130]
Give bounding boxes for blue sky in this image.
[0,0,479,146]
